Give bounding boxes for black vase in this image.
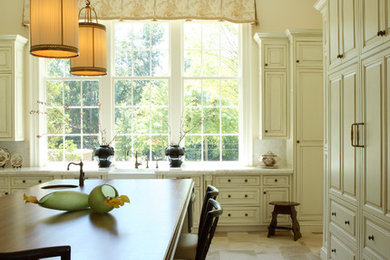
[94,145,115,168]
[165,145,185,167]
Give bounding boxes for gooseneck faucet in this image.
[135,152,141,169]
[67,160,85,187]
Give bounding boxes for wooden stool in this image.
[267,201,302,241]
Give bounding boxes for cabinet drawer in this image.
[219,189,260,205]
[0,189,10,197]
[219,207,260,225]
[173,176,202,187]
[330,199,357,238]
[0,176,9,186]
[330,233,356,260]
[11,176,53,188]
[263,175,289,186]
[363,217,390,259]
[214,176,260,186]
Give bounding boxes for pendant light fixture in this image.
[30,0,79,58]
[70,0,107,76]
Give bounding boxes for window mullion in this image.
[169,21,183,145]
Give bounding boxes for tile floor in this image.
[207,231,323,260]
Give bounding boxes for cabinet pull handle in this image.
[331,249,336,253]
[331,212,336,216]
[351,123,365,147]
[22,180,26,183]
[344,220,350,225]
[228,213,231,217]
[228,195,231,198]
[245,194,248,198]
[228,179,231,182]
[339,54,344,58]
[368,235,374,241]
[337,54,341,58]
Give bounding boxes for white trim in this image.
[241,24,253,166]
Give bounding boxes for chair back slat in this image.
[198,185,219,235]
[196,198,223,260]
[0,246,71,260]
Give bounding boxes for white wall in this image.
[0,0,322,167]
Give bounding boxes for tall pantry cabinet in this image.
[315,0,390,259]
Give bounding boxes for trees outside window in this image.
[44,21,240,164]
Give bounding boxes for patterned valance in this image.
[24,0,257,24]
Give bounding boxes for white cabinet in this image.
[295,41,323,67]
[262,187,289,224]
[361,0,389,52]
[254,34,289,139]
[329,232,357,260]
[0,35,27,141]
[328,64,359,204]
[328,0,358,67]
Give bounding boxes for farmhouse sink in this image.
[41,184,78,189]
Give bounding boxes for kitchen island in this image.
[0,179,194,260]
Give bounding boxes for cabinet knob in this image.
[368,235,374,241]
[228,213,231,217]
[265,63,268,66]
[339,54,344,58]
[245,213,248,217]
[263,191,267,194]
[331,249,336,253]
[331,212,336,216]
[38,180,42,183]
[228,179,231,182]
[245,194,248,198]
[381,30,386,36]
[274,179,278,182]
[5,192,8,195]
[244,179,248,183]
[296,60,300,63]
[296,140,300,144]
[22,180,26,183]
[228,195,231,198]
[265,130,268,133]
[344,220,350,225]
[377,31,381,36]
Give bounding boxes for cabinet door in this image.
[340,0,357,60]
[263,187,289,224]
[342,70,358,201]
[329,233,356,260]
[362,0,382,51]
[263,44,287,69]
[0,74,11,138]
[296,70,323,142]
[362,58,385,215]
[263,71,287,138]
[295,42,323,67]
[329,76,341,193]
[329,0,340,66]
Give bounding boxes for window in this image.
[43,21,241,164]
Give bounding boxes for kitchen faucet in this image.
[67,160,85,187]
[134,151,141,169]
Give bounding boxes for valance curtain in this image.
[23,0,257,24]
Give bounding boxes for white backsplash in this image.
[253,139,288,167]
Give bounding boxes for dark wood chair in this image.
[175,198,223,260]
[0,246,71,260]
[187,185,219,233]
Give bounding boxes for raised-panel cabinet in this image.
[262,187,289,224]
[254,34,289,139]
[0,35,27,141]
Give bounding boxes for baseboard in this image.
[216,224,323,233]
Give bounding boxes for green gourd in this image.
[38,191,89,211]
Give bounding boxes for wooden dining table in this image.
[0,178,194,260]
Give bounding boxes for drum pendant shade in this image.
[70,2,107,76]
[30,0,79,58]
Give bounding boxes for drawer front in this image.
[219,189,260,205]
[330,233,356,260]
[173,176,202,187]
[214,176,260,186]
[62,176,102,180]
[330,200,357,238]
[0,176,9,186]
[364,217,390,259]
[0,189,10,197]
[219,207,260,225]
[11,176,53,188]
[263,175,289,186]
